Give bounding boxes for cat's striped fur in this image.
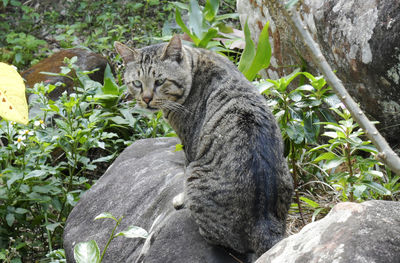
[115,35,293,257]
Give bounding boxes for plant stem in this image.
[99,217,121,262]
[345,143,354,202]
[291,143,305,225]
[44,212,53,252]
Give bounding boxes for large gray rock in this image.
[63,137,247,263]
[256,200,400,263]
[237,0,400,149]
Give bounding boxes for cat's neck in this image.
[166,49,238,161]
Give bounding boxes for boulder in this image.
[63,137,247,263]
[237,0,400,149]
[22,48,108,100]
[256,200,400,263]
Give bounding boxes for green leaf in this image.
[104,63,114,81]
[285,0,300,9]
[6,213,15,226]
[55,118,69,132]
[46,222,61,232]
[362,181,391,195]
[2,0,10,8]
[7,173,23,188]
[366,170,384,178]
[189,0,204,38]
[353,184,367,198]
[66,193,78,206]
[289,91,302,102]
[73,240,100,263]
[175,9,200,44]
[148,0,159,6]
[286,122,304,144]
[243,21,272,81]
[323,158,345,170]
[322,131,339,139]
[300,196,320,208]
[214,13,239,21]
[116,226,149,239]
[357,145,377,153]
[204,0,219,21]
[15,208,29,214]
[92,154,116,164]
[32,185,54,194]
[257,81,275,94]
[25,170,47,180]
[313,152,337,163]
[304,114,320,144]
[238,20,255,74]
[296,84,314,92]
[102,68,119,96]
[94,212,118,222]
[174,143,184,152]
[198,28,218,48]
[27,192,52,202]
[172,1,189,10]
[40,71,62,77]
[10,258,22,263]
[312,207,324,222]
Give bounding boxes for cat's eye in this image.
[155,78,166,86]
[132,80,142,88]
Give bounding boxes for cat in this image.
[114,35,293,258]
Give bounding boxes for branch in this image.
[272,1,400,174]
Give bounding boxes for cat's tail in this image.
[250,216,286,258]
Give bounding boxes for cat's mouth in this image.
[140,103,159,112]
[146,106,159,112]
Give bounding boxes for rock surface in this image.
[63,137,247,263]
[256,200,400,263]
[237,0,400,149]
[22,48,108,100]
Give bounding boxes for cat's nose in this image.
[142,96,153,104]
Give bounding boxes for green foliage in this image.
[259,70,338,155]
[238,20,271,81]
[260,70,397,219]
[311,107,390,201]
[174,0,238,49]
[74,212,148,263]
[299,196,329,222]
[285,0,300,9]
[74,240,100,263]
[0,57,173,261]
[1,32,48,68]
[0,0,176,71]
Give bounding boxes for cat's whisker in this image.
[155,99,191,115]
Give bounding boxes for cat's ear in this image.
[161,35,182,62]
[114,41,138,64]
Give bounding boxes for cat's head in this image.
[114,35,192,113]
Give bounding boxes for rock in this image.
[237,0,400,149]
[63,137,248,263]
[255,200,400,263]
[22,48,108,100]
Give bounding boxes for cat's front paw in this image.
[172,192,185,210]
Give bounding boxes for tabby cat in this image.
[115,35,293,258]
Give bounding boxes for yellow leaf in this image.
[0,62,29,125]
